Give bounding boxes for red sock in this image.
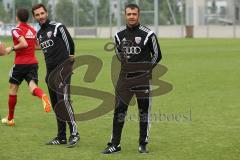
[33,87,44,99]
[8,94,17,120]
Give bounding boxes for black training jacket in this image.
[37,20,74,69]
[114,24,162,77]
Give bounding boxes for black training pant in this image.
[46,59,78,139]
[110,73,151,146]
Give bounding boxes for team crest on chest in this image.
[47,31,52,38]
[135,37,141,44]
[38,35,42,41]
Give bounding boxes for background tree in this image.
[98,0,109,25]
[56,0,73,26]
[78,0,94,26]
[0,1,11,23]
[15,0,32,10]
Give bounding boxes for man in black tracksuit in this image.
[102,4,162,154]
[32,4,80,148]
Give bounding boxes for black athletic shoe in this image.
[66,134,80,148]
[138,145,149,154]
[46,137,67,145]
[101,144,121,154]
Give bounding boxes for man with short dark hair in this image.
[1,8,51,126]
[32,3,80,148]
[102,3,162,154]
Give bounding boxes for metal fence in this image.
[0,0,240,38]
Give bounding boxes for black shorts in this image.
[9,64,39,85]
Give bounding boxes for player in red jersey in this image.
[1,8,51,126]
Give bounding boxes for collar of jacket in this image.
[126,23,140,31]
[40,19,50,29]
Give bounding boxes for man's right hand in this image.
[5,47,13,55]
[0,43,5,56]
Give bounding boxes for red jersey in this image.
[12,22,38,64]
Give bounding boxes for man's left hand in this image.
[69,55,75,62]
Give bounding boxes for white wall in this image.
[1,26,240,38]
[67,26,240,38]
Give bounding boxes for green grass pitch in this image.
[0,38,240,160]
